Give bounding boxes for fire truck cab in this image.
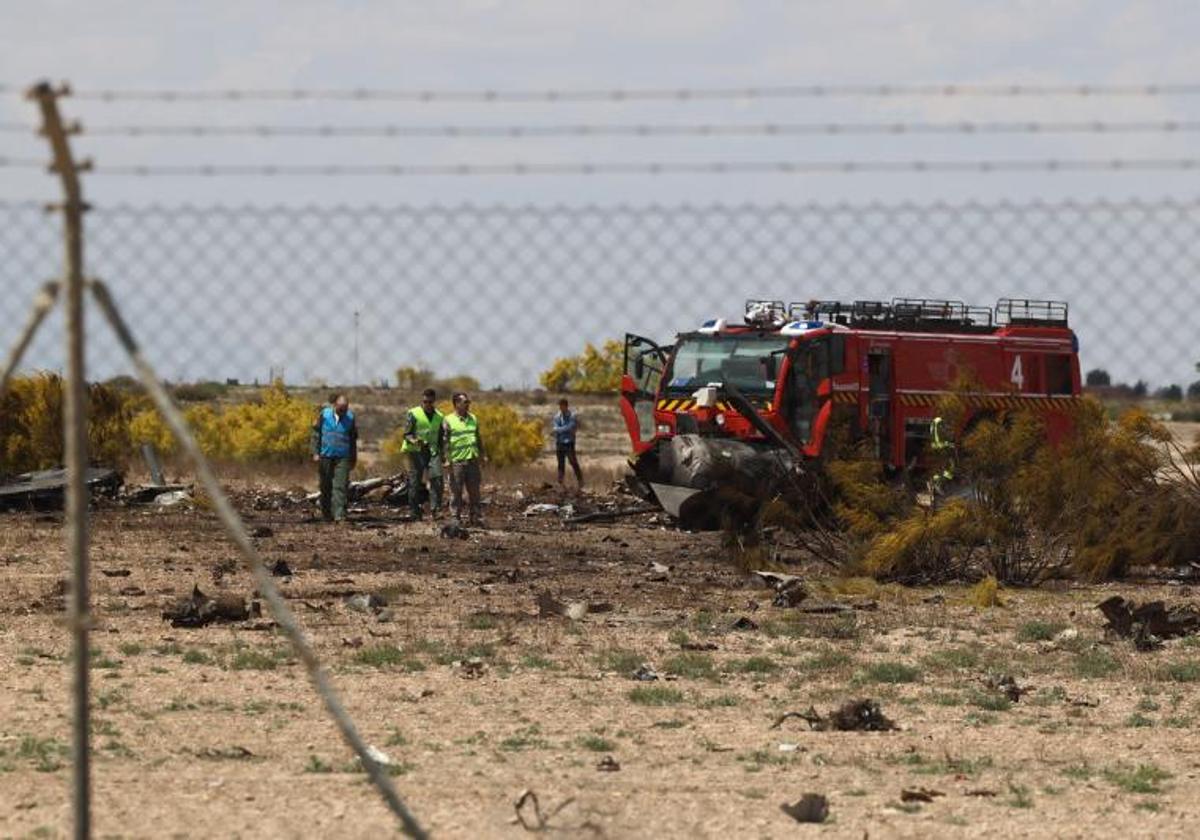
[621,297,1081,472]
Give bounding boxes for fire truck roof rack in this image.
[791,300,853,323]
[891,298,995,330]
[995,298,1069,327]
[791,298,996,332]
[744,299,787,325]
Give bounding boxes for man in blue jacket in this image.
[310,393,358,522]
[552,397,584,489]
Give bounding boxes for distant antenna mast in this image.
[353,310,360,385]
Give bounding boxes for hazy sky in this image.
[2,2,1198,389]
[3,1,1200,206]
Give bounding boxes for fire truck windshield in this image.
[665,335,790,395]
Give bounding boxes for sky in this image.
[2,0,1200,206]
[1,1,1198,388]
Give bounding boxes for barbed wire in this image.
[0,155,48,169]
[82,157,1200,177]
[62,82,1200,103]
[6,118,1200,139]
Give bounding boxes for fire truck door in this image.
[620,333,667,453]
[867,350,893,463]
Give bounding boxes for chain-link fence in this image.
[3,196,1199,391]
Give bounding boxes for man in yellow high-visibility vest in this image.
[928,416,956,494]
[440,391,487,526]
[400,387,444,521]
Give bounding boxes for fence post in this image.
[28,79,92,840]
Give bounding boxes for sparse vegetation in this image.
[1103,763,1172,794]
[862,661,921,684]
[230,647,286,671]
[663,653,717,680]
[628,686,684,706]
[1017,620,1067,642]
[578,734,616,752]
[1075,648,1120,679]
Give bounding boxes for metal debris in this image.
[647,561,672,581]
[161,584,254,627]
[536,592,593,621]
[772,699,897,732]
[1097,595,1200,649]
[0,466,122,510]
[513,789,576,833]
[983,673,1029,702]
[154,489,192,507]
[522,503,562,517]
[780,793,829,824]
[749,570,809,607]
[440,523,470,540]
[632,664,659,682]
[344,592,387,613]
[457,658,486,678]
[306,472,406,505]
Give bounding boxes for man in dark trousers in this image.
[552,397,584,489]
[440,391,486,526]
[400,387,444,520]
[310,393,357,522]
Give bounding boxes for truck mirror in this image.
[634,356,645,379]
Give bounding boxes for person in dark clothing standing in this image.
[310,393,358,522]
[552,397,584,489]
[400,387,444,520]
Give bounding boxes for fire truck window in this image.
[667,336,789,395]
[829,335,846,375]
[1045,354,1073,395]
[789,345,819,443]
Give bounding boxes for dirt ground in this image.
[3,471,1200,840]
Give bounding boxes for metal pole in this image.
[0,281,60,396]
[89,280,428,839]
[28,80,91,840]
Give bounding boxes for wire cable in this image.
[65,82,1200,103]
[85,157,1200,176]
[27,118,1200,139]
[0,155,47,169]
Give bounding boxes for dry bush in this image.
[1021,401,1200,579]
[393,366,480,394]
[0,373,132,474]
[809,398,1200,584]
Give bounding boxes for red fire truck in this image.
[620,297,1081,479]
